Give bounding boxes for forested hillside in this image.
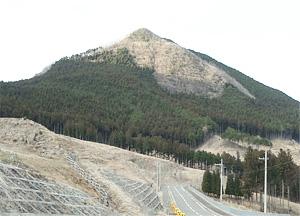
[0,59,217,157]
[192,50,299,140]
[0,47,299,159]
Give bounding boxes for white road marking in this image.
[180,186,223,216]
[173,186,201,216]
[188,186,237,216]
[167,186,175,203]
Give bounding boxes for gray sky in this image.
[1,0,299,101]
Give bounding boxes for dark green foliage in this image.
[226,174,234,196]
[190,50,299,141]
[202,170,221,197]
[226,174,242,197]
[234,176,243,197]
[0,58,218,165]
[290,172,300,204]
[241,147,299,202]
[212,170,221,196]
[277,149,297,186]
[222,127,272,146]
[193,150,221,168]
[200,148,299,202]
[202,170,212,194]
[221,151,244,176]
[242,147,264,198]
[86,48,137,67]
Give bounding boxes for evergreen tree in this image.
[242,147,262,199]
[212,170,221,196]
[202,170,212,194]
[226,174,234,196]
[234,176,242,197]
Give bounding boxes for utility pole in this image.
[220,158,223,201]
[216,158,223,201]
[264,150,267,214]
[259,150,268,213]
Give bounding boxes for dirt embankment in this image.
[0,118,204,215]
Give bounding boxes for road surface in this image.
[162,185,289,216]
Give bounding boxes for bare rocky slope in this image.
[0,118,204,215]
[82,28,254,98]
[197,135,300,165]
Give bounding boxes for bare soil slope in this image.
[197,135,300,165]
[0,118,204,215]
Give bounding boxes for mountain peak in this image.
[126,28,161,42]
[108,29,255,98]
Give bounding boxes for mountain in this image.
[0,28,299,159]
[76,28,254,98]
[110,28,255,98]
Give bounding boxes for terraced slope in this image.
[0,162,110,215]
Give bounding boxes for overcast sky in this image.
[1,0,299,101]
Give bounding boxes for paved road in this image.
[162,185,290,216]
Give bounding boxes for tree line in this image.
[222,127,272,146]
[201,148,300,204]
